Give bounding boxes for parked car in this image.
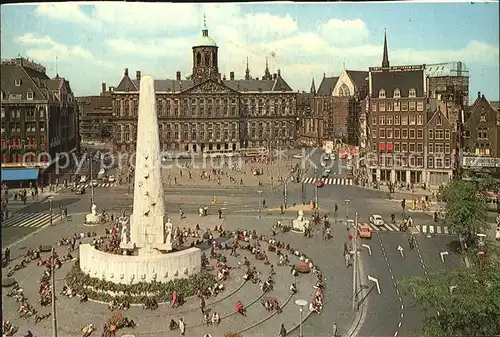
[357,224,372,239]
[79,175,88,183]
[91,179,98,187]
[293,154,304,159]
[329,153,336,160]
[369,214,385,226]
[108,175,116,183]
[323,154,330,161]
[314,180,325,187]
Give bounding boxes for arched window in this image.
[379,89,386,98]
[409,88,416,98]
[339,84,350,97]
[204,53,211,67]
[394,88,401,98]
[196,53,202,66]
[212,52,217,67]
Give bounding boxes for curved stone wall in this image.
[79,244,202,284]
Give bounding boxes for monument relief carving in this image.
[189,81,230,94]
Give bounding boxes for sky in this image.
[1,2,499,102]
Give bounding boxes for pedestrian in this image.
[280,205,284,214]
[178,317,185,336]
[4,247,10,263]
[64,208,68,218]
[279,323,287,337]
[262,199,266,208]
[218,209,222,219]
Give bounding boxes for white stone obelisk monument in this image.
[120,76,172,255]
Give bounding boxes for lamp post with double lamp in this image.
[295,299,308,337]
[257,190,263,219]
[51,247,58,337]
[344,199,351,220]
[48,196,54,226]
[89,152,95,205]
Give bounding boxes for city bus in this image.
[202,149,238,159]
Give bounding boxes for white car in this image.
[91,179,98,187]
[329,154,336,160]
[323,154,330,160]
[293,154,304,159]
[324,169,331,174]
[108,175,116,183]
[320,161,327,167]
[79,175,88,183]
[369,214,385,226]
[98,168,106,175]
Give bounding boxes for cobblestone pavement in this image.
[1,213,337,337]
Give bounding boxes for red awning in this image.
[387,142,393,152]
[379,143,386,151]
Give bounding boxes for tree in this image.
[94,123,112,140]
[442,180,488,246]
[399,249,500,337]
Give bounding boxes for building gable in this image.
[317,76,339,96]
[115,74,139,92]
[426,107,452,128]
[464,95,497,127]
[332,70,355,97]
[181,79,239,95]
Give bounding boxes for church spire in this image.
[245,57,250,80]
[310,77,316,94]
[263,56,272,80]
[382,28,390,68]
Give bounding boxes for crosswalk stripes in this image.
[79,183,117,188]
[362,222,452,235]
[1,212,62,229]
[302,177,353,186]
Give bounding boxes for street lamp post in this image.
[352,212,359,311]
[51,248,58,337]
[257,190,263,219]
[345,199,351,220]
[48,196,53,226]
[295,299,308,337]
[315,185,319,209]
[89,153,95,205]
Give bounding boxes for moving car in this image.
[98,168,106,175]
[108,175,116,183]
[329,153,336,160]
[369,214,385,226]
[75,186,85,195]
[91,179,98,187]
[323,154,330,161]
[314,180,325,187]
[321,170,330,178]
[293,154,304,159]
[357,224,372,239]
[79,175,88,183]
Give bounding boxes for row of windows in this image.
[117,129,292,142]
[2,122,45,133]
[374,155,452,169]
[379,88,417,99]
[371,100,423,112]
[373,128,424,139]
[428,143,451,154]
[373,142,452,154]
[1,137,46,147]
[428,129,451,140]
[372,115,425,126]
[1,108,46,119]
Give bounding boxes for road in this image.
[356,232,463,337]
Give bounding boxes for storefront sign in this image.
[462,156,500,168]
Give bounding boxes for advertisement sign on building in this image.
[461,156,500,168]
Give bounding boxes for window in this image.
[372,143,377,152]
[379,102,385,112]
[394,142,400,152]
[409,101,416,111]
[417,101,424,111]
[437,115,442,125]
[477,127,488,139]
[386,102,393,111]
[401,116,408,125]
[480,114,486,122]
[401,142,408,152]
[445,129,450,139]
[394,116,400,125]
[372,129,377,138]
[387,116,393,125]
[436,158,444,168]
[428,143,434,153]
[409,143,416,152]
[417,157,424,167]
[379,129,386,138]
[379,116,385,125]
[445,157,451,168]
[409,115,416,125]
[379,89,386,98]
[417,129,423,139]
[372,116,377,126]
[402,129,408,139]
[409,88,416,98]
[435,130,444,140]
[417,115,423,125]
[428,156,434,168]
[371,103,377,112]
[15,79,21,86]
[27,91,33,100]
[445,143,450,154]
[402,101,409,111]
[428,129,434,139]
[387,128,393,139]
[394,129,400,139]
[417,143,423,152]
[394,89,401,98]
[409,129,415,139]
[394,101,401,111]
[435,144,444,153]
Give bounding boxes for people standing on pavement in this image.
[200,296,205,314]
[279,323,287,337]
[218,209,222,219]
[280,205,284,214]
[178,317,185,336]
[4,247,10,263]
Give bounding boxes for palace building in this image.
[110,22,298,153]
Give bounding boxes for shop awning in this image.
[1,168,39,181]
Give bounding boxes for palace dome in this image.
[195,27,217,47]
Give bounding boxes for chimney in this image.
[176,71,181,81]
[124,68,129,76]
[482,94,485,99]
[478,91,481,99]
[101,83,106,94]
[230,71,235,80]
[273,73,277,80]
[277,69,281,76]
[136,71,141,81]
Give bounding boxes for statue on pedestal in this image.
[121,223,129,244]
[292,210,310,233]
[165,219,173,246]
[91,203,97,216]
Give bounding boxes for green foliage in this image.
[442,180,487,244]
[65,261,215,303]
[95,123,112,140]
[399,261,500,337]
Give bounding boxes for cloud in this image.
[318,19,370,44]
[15,33,101,64]
[35,3,95,26]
